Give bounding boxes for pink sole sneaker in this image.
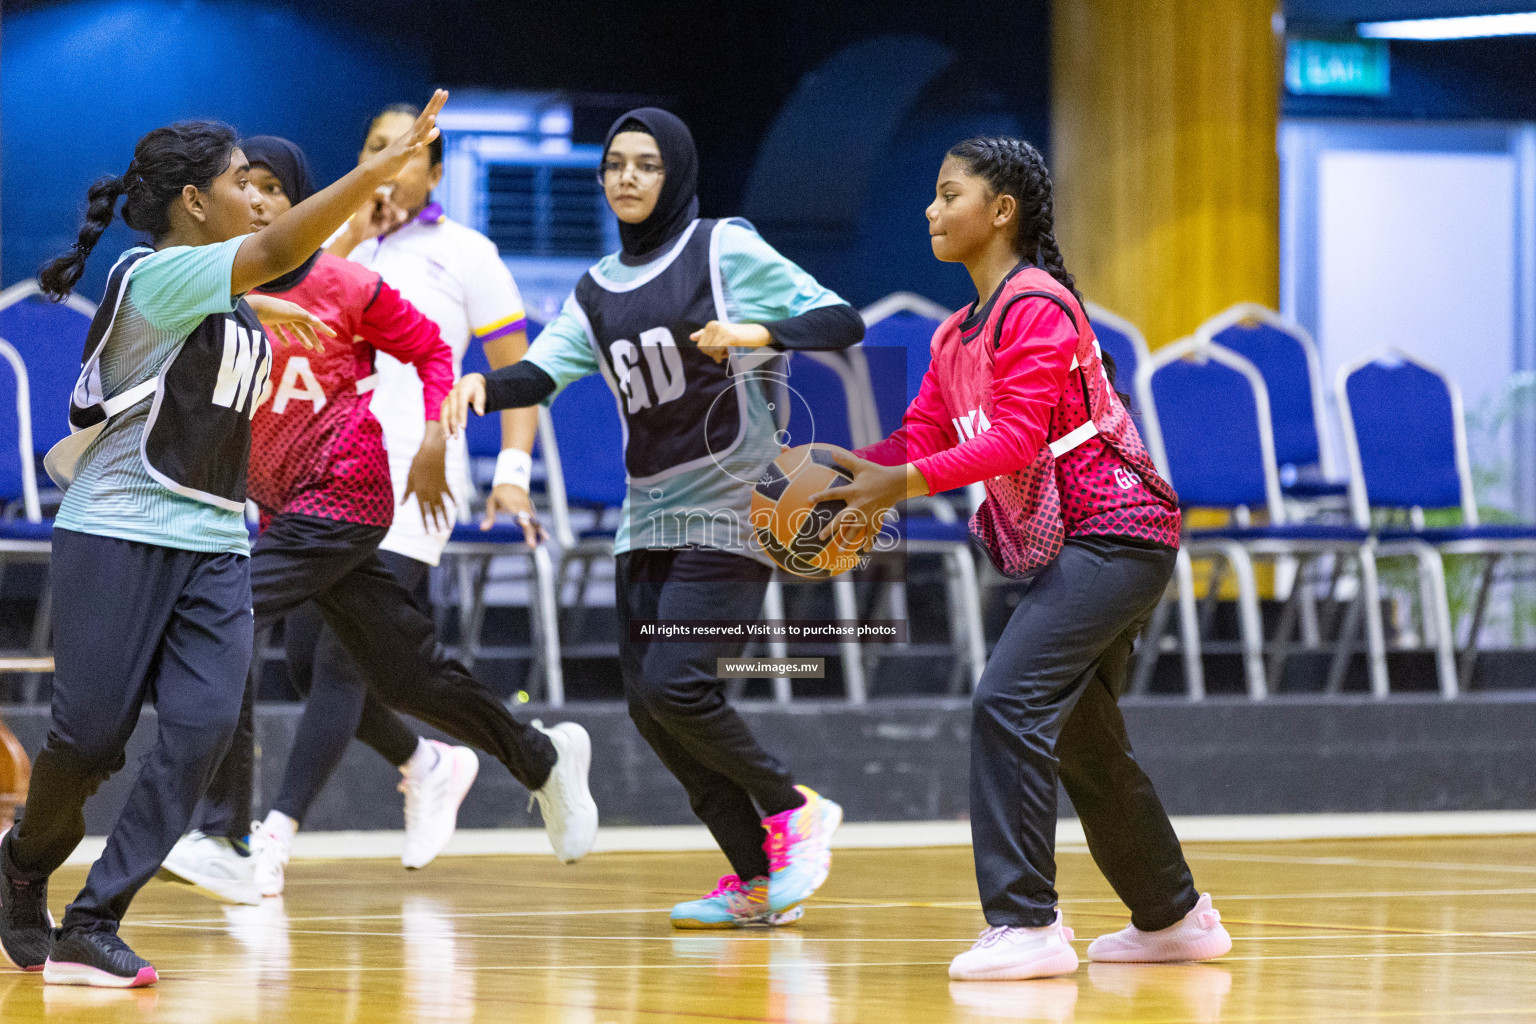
[1087,893,1232,963]
[949,917,1080,982]
[42,960,158,988]
[950,941,1079,982]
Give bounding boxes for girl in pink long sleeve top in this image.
[819,137,1229,982]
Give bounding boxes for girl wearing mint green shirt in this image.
[444,108,861,930]
[0,97,446,989]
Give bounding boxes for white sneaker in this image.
[529,722,598,864]
[249,822,291,897]
[949,910,1080,981]
[159,831,261,906]
[399,741,480,870]
[1087,893,1232,963]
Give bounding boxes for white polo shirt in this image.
[346,202,527,564]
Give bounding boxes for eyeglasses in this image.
[600,158,665,185]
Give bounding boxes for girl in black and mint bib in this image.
[0,95,447,988]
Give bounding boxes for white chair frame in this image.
[0,280,91,701]
[1335,346,1536,697]
[444,405,572,706]
[844,294,987,693]
[1196,303,1340,482]
[1084,301,1152,384]
[1138,337,1396,699]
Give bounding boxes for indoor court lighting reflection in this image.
[1357,12,1536,38]
[401,895,476,1023]
[1086,962,1232,1023]
[766,932,832,1024]
[223,898,292,982]
[669,931,831,1024]
[948,978,1079,1022]
[39,984,160,1016]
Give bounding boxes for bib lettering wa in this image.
[45,250,273,512]
[572,219,758,484]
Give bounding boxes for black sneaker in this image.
[0,829,54,971]
[43,929,158,988]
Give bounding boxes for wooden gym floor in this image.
[3,836,1536,1022]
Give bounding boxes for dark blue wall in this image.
[3,0,1051,309]
[832,68,1032,311]
[2,0,429,298]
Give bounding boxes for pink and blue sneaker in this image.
[761,785,842,915]
[670,875,805,930]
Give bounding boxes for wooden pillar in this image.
[1052,0,1282,348]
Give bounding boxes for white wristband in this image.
[493,448,533,492]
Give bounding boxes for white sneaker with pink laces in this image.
[1087,893,1232,962]
[948,910,1080,981]
[399,740,480,869]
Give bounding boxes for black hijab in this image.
[604,108,699,264]
[243,135,319,291]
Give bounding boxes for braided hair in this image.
[39,120,239,301]
[947,136,1080,305]
[947,136,1118,386]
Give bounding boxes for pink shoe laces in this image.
[702,874,768,915]
[975,913,1071,948]
[761,791,815,873]
[975,926,1014,948]
[706,875,745,899]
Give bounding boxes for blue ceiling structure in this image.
[1287,1,1536,23]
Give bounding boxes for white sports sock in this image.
[261,810,298,846]
[401,737,439,778]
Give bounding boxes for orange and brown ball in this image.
[750,443,870,579]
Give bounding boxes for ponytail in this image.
[38,120,238,302]
[39,171,130,301]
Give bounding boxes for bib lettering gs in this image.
[573,220,749,484]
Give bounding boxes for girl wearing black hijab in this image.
[444,109,865,928]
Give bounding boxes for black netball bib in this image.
[572,219,753,483]
[46,249,272,511]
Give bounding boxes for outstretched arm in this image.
[231,91,447,295]
[440,363,556,437]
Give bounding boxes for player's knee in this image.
[1055,740,1093,788]
[174,706,242,770]
[37,735,123,793]
[628,669,706,723]
[970,670,1014,727]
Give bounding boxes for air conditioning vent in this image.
[485,164,607,258]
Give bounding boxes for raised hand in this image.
[361,89,448,182]
[232,89,448,296]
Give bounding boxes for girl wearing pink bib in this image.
[819,137,1231,980]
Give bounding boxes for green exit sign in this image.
[1286,38,1391,97]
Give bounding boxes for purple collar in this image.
[415,201,445,224]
